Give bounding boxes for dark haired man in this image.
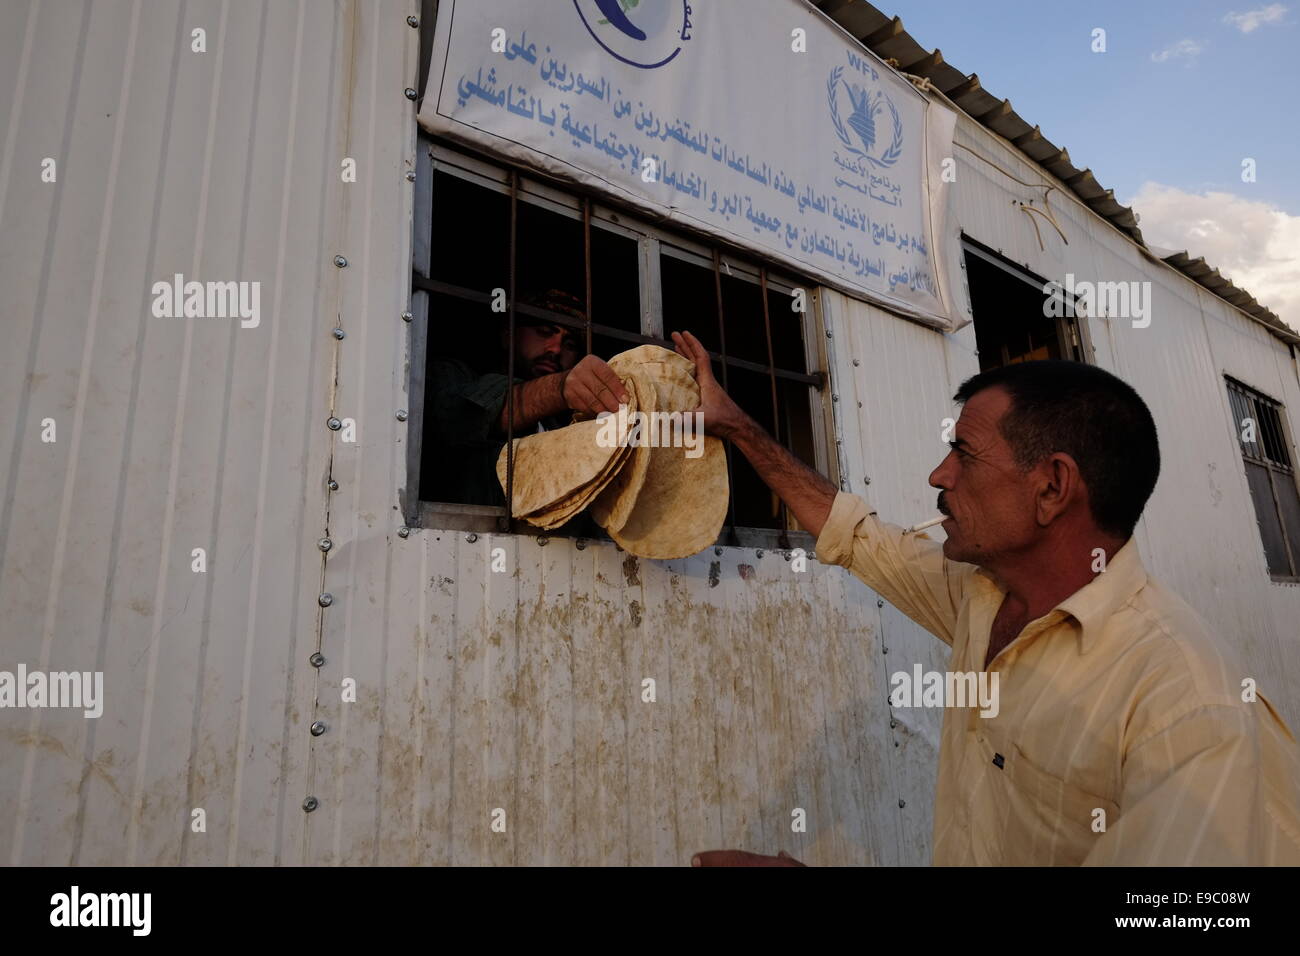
[424,289,627,507]
[669,329,1300,867]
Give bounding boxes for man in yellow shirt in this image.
[670,330,1300,867]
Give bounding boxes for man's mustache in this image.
[937,493,951,517]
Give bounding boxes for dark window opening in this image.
[962,237,1085,371]
[1226,377,1300,581]
[407,140,830,547]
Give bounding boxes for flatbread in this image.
[589,367,657,533]
[604,346,729,559]
[497,375,639,526]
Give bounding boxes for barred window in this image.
[1226,376,1300,580]
[404,136,834,549]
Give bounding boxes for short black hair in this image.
[952,360,1160,539]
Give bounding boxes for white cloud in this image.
[1223,4,1288,33]
[1126,182,1300,334]
[1150,38,1203,63]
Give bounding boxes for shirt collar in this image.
[972,536,1148,656]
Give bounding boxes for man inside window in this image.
[669,329,1300,867]
[424,288,627,509]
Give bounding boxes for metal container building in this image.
[1,0,1297,866]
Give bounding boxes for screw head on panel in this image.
[575,538,587,550]
[395,409,408,422]
[332,327,345,340]
[327,479,339,491]
[318,537,333,552]
[310,721,327,736]
[755,549,764,559]
[406,15,419,27]
[405,170,417,182]
[465,533,478,543]
[333,255,347,268]
[401,311,413,323]
[537,536,549,547]
[327,417,342,431]
[397,526,410,538]
[714,547,723,556]
[309,652,326,668]
[318,593,334,607]
[825,330,833,339]
[404,88,418,100]
[852,359,860,366]
[302,796,319,812]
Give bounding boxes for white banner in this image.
[420,0,960,329]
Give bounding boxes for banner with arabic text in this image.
[420,0,960,329]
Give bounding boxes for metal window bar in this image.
[712,248,740,544]
[1226,377,1300,577]
[759,267,791,548]
[409,277,822,386]
[502,169,519,535]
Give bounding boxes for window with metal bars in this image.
[403,137,834,549]
[1225,376,1300,581]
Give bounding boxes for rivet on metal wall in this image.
[302,796,319,813]
[318,593,333,607]
[465,533,478,543]
[404,88,418,101]
[755,549,764,559]
[401,311,413,323]
[309,652,326,668]
[852,359,860,366]
[332,327,345,340]
[889,717,897,729]
[395,409,408,422]
[397,526,410,538]
[310,721,327,736]
[406,15,419,27]
[831,394,839,402]
[405,170,417,182]
[333,255,347,268]
[882,645,889,654]
[318,537,332,552]
[825,330,833,339]
[864,476,871,485]
[575,539,587,550]
[327,479,339,491]
[327,417,342,431]
[876,598,884,608]
[714,547,723,556]
[537,536,549,547]
[899,799,906,809]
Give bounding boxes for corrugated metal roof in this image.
[813,0,1297,345]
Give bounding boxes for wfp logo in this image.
[828,65,903,169]
[573,0,694,69]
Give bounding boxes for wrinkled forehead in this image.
[955,386,1013,447]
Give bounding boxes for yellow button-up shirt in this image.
[816,491,1300,866]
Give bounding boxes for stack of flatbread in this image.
[496,345,728,559]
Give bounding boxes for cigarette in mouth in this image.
[903,515,947,534]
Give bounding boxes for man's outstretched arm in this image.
[671,330,836,537]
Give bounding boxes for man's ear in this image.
[1037,452,1082,526]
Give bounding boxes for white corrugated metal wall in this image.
[2,0,1296,867]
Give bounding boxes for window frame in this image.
[1225,375,1300,582]
[404,134,836,551]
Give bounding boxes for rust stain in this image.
[738,563,755,581]
[128,597,153,616]
[621,555,640,587]
[628,600,642,627]
[708,561,721,588]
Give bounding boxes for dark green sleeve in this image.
[423,359,526,506]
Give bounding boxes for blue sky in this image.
[872,0,1300,326]
[877,0,1298,213]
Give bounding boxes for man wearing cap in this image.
[424,289,627,507]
